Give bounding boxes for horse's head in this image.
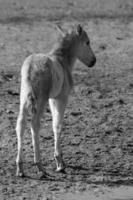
[75,24,96,68]
[55,24,96,68]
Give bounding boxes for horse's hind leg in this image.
[16,103,27,177]
[49,97,67,172]
[30,99,46,175]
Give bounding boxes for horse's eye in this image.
[86,41,90,45]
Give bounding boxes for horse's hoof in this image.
[16,172,25,178]
[55,167,66,174]
[16,162,24,177]
[35,162,45,172]
[39,173,47,180]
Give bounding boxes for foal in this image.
[16,24,96,177]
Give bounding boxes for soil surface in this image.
[0,0,133,199]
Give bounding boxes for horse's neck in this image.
[49,51,75,87]
[50,42,77,70]
[57,56,74,87]
[58,55,75,70]
[52,53,76,73]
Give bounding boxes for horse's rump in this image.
[21,54,72,113]
[21,55,52,113]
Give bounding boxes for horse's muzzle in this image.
[88,56,96,68]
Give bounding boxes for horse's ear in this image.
[56,25,66,37]
[76,24,83,36]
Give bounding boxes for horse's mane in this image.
[52,27,88,60]
[53,31,78,59]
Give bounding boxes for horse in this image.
[16,24,96,177]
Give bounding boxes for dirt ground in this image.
[0,0,133,199]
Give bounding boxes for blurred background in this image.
[0,0,133,23]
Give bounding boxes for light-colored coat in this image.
[16,24,96,177]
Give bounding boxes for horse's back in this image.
[21,54,52,81]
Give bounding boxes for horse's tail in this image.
[21,56,37,115]
[27,89,37,115]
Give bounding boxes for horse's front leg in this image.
[49,97,67,172]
